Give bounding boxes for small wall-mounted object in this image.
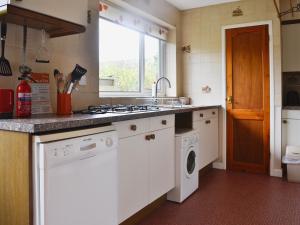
[202,85,212,93]
[182,45,191,53]
[87,10,92,24]
[232,6,243,17]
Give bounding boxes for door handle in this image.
[226,96,233,104]
[145,135,152,141]
[130,125,137,131]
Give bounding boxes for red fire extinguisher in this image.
[16,76,32,118]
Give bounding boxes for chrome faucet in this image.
[155,77,171,98]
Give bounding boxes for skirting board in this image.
[271,169,283,178]
[213,162,226,170]
[213,162,283,178]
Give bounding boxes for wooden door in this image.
[226,25,270,174]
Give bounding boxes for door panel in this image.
[195,117,219,170]
[233,119,264,164]
[232,31,263,110]
[226,25,270,174]
[118,135,149,223]
[149,128,175,203]
[282,119,300,156]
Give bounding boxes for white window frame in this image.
[99,18,166,97]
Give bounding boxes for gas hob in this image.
[74,104,161,115]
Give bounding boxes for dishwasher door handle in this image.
[80,143,97,151]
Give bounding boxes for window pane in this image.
[99,19,140,92]
[144,35,160,91]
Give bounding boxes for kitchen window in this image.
[99,18,166,96]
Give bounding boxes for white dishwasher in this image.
[33,126,118,225]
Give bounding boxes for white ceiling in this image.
[165,0,240,10]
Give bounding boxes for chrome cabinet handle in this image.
[130,125,137,131]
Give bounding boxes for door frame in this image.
[215,20,280,177]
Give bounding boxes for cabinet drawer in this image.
[150,115,175,131]
[193,108,218,121]
[114,118,150,139]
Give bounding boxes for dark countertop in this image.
[283,106,300,110]
[0,105,220,134]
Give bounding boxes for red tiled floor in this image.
[138,169,300,225]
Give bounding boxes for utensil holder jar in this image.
[57,93,72,115]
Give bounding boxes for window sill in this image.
[99,92,154,98]
[99,92,164,98]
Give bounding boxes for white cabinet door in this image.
[282,119,300,155]
[208,117,219,163]
[196,117,219,169]
[148,128,175,202]
[197,120,210,169]
[118,135,149,224]
[9,0,88,26]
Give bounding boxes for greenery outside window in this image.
[99,18,166,96]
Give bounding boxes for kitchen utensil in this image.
[19,25,32,75]
[54,69,64,93]
[0,23,12,76]
[71,80,80,93]
[0,89,14,118]
[57,93,72,115]
[64,64,87,94]
[36,29,50,63]
[179,97,190,105]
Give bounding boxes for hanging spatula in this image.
[0,23,12,76]
[19,25,32,76]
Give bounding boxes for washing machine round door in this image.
[185,147,196,178]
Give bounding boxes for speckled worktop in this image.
[283,106,300,110]
[0,105,220,134]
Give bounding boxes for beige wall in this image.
[280,0,300,21]
[122,0,183,96]
[282,23,300,72]
[181,0,282,174]
[50,0,182,110]
[280,0,300,72]
[181,0,281,106]
[0,0,182,112]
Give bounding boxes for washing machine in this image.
[167,129,199,203]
